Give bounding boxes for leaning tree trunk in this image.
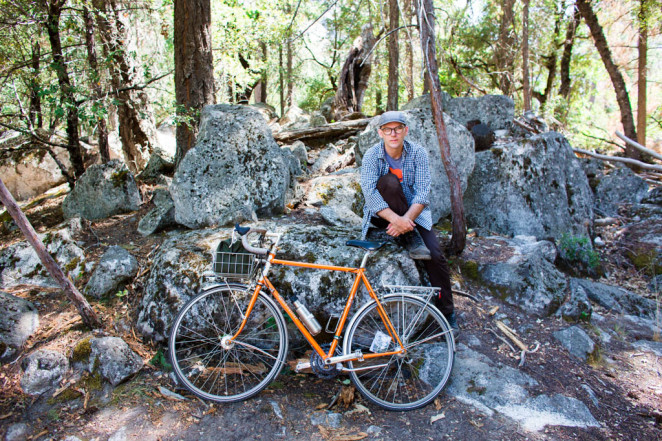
[576,0,638,158]
[40,0,85,181]
[387,0,399,111]
[415,0,466,255]
[82,6,110,163]
[332,24,377,120]
[0,178,101,328]
[94,0,159,172]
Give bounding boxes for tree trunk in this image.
[0,178,101,328]
[28,41,43,130]
[494,0,516,96]
[332,24,376,120]
[403,0,415,102]
[94,0,160,172]
[637,0,647,147]
[173,0,215,168]
[40,0,85,181]
[286,38,294,109]
[279,44,285,117]
[576,0,638,157]
[82,6,110,163]
[253,42,268,103]
[522,0,531,112]
[387,0,399,111]
[415,0,466,255]
[559,7,581,99]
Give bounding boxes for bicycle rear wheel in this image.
[169,284,288,402]
[344,295,454,411]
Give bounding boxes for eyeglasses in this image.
[380,125,406,135]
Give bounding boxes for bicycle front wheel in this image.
[344,295,454,411]
[169,284,288,403]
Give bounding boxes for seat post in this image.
[360,251,372,269]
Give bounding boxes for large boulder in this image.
[0,292,39,363]
[464,132,594,240]
[62,160,142,220]
[593,166,649,217]
[460,236,567,316]
[85,246,138,298]
[0,133,72,201]
[401,93,514,130]
[170,105,291,229]
[356,108,475,223]
[20,349,69,395]
[136,222,424,342]
[0,226,88,289]
[306,169,364,228]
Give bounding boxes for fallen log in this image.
[615,131,662,162]
[273,118,371,144]
[573,148,662,172]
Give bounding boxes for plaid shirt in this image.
[360,139,432,239]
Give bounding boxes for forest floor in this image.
[0,189,661,441]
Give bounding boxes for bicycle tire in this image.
[344,294,454,411]
[169,284,288,403]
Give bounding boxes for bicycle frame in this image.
[228,237,406,365]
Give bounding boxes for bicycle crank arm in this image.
[324,351,364,365]
[295,361,311,372]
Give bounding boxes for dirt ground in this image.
[0,191,661,441]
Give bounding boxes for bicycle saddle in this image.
[346,240,385,251]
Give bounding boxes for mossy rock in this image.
[71,337,92,363]
[626,246,661,275]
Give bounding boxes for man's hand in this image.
[386,215,415,237]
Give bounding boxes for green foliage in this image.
[149,348,173,372]
[557,234,600,270]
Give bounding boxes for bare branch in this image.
[615,131,662,161]
[573,148,662,172]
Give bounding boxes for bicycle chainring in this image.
[310,343,342,380]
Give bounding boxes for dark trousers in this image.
[371,174,454,316]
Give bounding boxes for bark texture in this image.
[559,8,581,99]
[576,0,638,157]
[494,0,516,96]
[82,6,109,163]
[173,0,215,166]
[0,178,101,328]
[637,0,647,146]
[522,0,531,112]
[415,0,466,254]
[28,41,43,129]
[94,0,159,172]
[332,24,376,120]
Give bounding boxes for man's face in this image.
[378,122,409,150]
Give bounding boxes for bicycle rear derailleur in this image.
[310,343,343,380]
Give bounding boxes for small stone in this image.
[5,422,29,441]
[553,326,599,362]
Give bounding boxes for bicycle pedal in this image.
[295,361,311,373]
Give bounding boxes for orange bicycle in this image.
[168,224,455,411]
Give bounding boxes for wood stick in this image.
[273,118,371,144]
[495,321,528,351]
[573,148,662,172]
[615,131,662,161]
[0,178,101,328]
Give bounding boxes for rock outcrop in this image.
[464,132,594,240]
[170,105,291,229]
[0,292,39,363]
[20,349,68,395]
[85,246,138,298]
[62,160,142,220]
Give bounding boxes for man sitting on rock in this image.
[360,111,457,331]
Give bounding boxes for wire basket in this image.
[213,251,258,279]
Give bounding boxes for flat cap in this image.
[378,111,407,127]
